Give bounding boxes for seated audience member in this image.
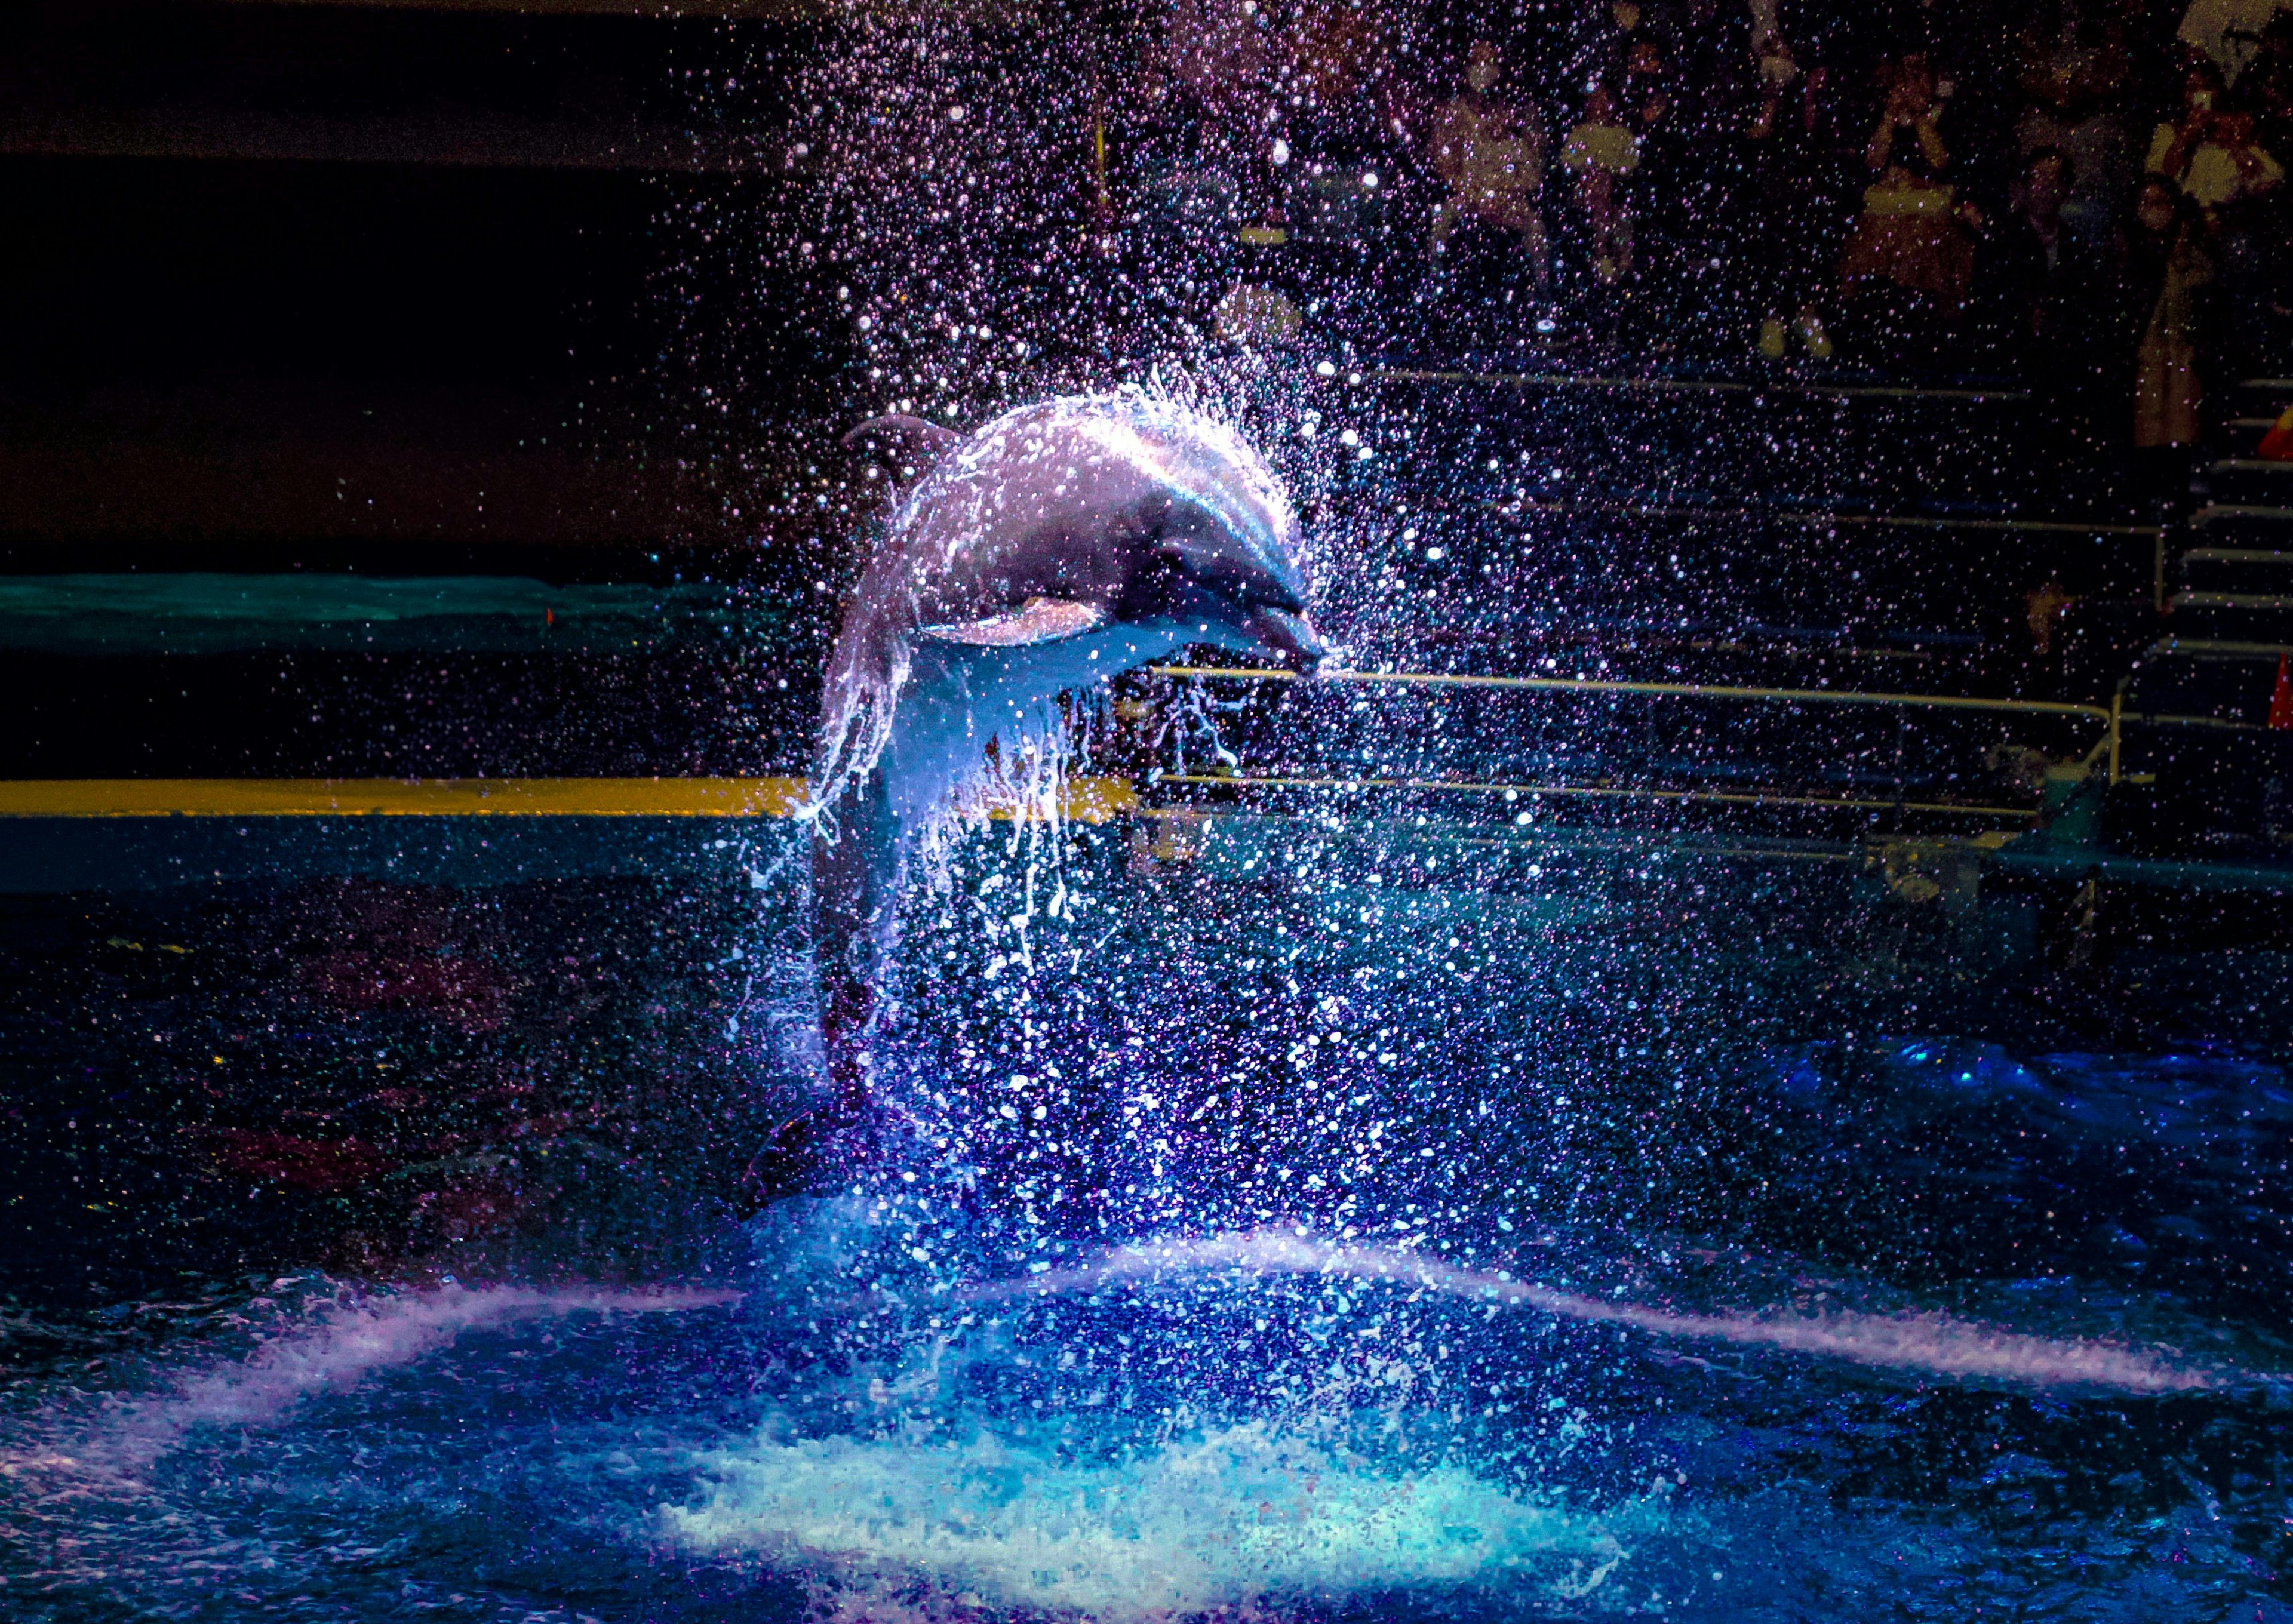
[1562,82,1643,286]
[2207,101,2291,368]
[2014,0,2137,243]
[2126,174,2215,453]
[2245,10,2293,152]
[1164,0,1289,227]
[1987,147,2110,439]
[1622,35,1674,131]
[1743,33,1851,358]
[1429,40,1551,285]
[2241,20,2293,365]
[1292,0,1395,119]
[1564,0,1661,108]
[2175,0,2289,85]
[1619,36,1687,294]
[2147,61,2284,207]
[1839,54,1982,360]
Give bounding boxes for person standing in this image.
[1985,147,2111,477]
[1741,33,1853,357]
[1429,39,1551,284]
[1562,82,1645,291]
[2013,0,2138,245]
[2126,174,2215,467]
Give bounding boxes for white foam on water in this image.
[666,1418,1635,1619]
[965,1231,2223,1395]
[0,1282,739,1492]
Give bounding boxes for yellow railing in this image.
[1154,771,2038,820]
[1151,663,2123,783]
[0,777,1143,823]
[1148,663,2113,720]
[1358,365,2031,404]
[0,778,809,819]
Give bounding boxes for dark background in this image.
[0,0,844,577]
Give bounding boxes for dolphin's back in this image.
[859,395,1296,641]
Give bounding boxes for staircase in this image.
[2182,382,2293,643]
[2105,382,2293,863]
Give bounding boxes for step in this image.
[2180,548,2293,596]
[2162,597,2293,638]
[2189,503,2293,531]
[2200,460,2293,503]
[2171,592,2293,610]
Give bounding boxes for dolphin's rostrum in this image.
[742,390,1326,1202]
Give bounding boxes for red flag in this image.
[2261,408,2293,460]
[2270,653,2293,730]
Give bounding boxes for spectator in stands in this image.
[2146,59,2285,208]
[2013,0,2137,244]
[2175,0,2289,85]
[1990,145,2080,325]
[1428,40,1551,285]
[2206,99,2292,370]
[1840,54,1983,365]
[1562,82,1644,290]
[1986,147,2110,447]
[1652,10,1759,346]
[1622,35,1675,129]
[1292,0,1398,127]
[2025,573,2077,653]
[2239,14,2293,364]
[1564,0,1662,104]
[2147,60,2285,373]
[2126,173,2214,454]
[1619,36,1686,310]
[1741,32,1852,358]
[2243,8,2293,151]
[1164,0,1289,230]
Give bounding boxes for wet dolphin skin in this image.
[745,391,1325,1201]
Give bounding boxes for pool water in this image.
[1,819,2288,1621]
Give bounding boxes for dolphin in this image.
[741,391,1326,1202]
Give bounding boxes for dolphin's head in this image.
[1117,419,1327,674]
[1144,528,1327,673]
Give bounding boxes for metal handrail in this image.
[1155,771,2038,820]
[1361,365,2030,404]
[1149,665,2114,721]
[1149,665,2125,783]
[1490,497,2162,537]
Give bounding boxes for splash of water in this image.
[963,1231,2225,1394]
[666,1417,1640,1619]
[1,1283,740,1493]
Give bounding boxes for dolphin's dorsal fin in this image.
[843,414,963,483]
[919,596,1108,647]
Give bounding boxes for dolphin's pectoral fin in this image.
[919,596,1109,647]
[844,414,963,482]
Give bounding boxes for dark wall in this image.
[0,1,850,567]
[0,156,657,389]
